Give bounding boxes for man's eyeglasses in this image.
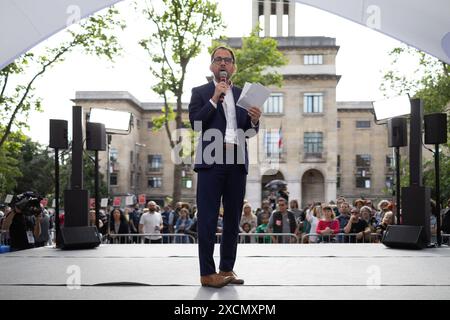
[212,57,234,65]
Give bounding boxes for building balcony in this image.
[301,152,326,163]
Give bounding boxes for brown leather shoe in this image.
[219,270,245,285]
[200,273,234,288]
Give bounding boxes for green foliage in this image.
[138,0,224,203]
[0,7,125,149]
[382,46,450,204]
[0,130,25,197]
[210,26,287,88]
[14,139,54,197]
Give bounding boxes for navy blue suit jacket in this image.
[188,81,259,174]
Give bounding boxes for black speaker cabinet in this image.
[382,225,427,249]
[60,226,101,250]
[387,117,408,147]
[401,185,431,244]
[424,113,447,145]
[49,119,68,149]
[86,122,106,151]
[64,189,89,227]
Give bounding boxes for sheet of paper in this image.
[236,82,270,110]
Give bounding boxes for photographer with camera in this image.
[1,192,42,251]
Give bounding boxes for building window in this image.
[148,155,162,171]
[386,155,394,169]
[263,93,283,114]
[337,155,341,172]
[110,148,118,162]
[182,177,193,189]
[264,129,282,158]
[130,151,134,165]
[337,176,341,189]
[356,120,371,128]
[356,177,371,189]
[356,154,371,168]
[110,173,118,186]
[148,177,162,188]
[147,121,153,130]
[136,119,141,129]
[304,54,323,65]
[385,176,394,189]
[304,132,323,156]
[337,121,341,128]
[303,93,323,113]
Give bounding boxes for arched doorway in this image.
[261,171,285,207]
[301,169,324,208]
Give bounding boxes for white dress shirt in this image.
[210,79,238,145]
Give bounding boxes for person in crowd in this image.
[304,203,321,243]
[375,211,395,241]
[34,205,50,247]
[360,205,378,242]
[430,200,438,244]
[316,205,340,243]
[160,204,173,243]
[169,202,182,234]
[344,207,371,243]
[289,199,303,222]
[354,199,365,210]
[240,203,257,234]
[336,202,351,242]
[1,195,41,251]
[255,212,271,243]
[175,208,193,243]
[128,205,141,243]
[278,185,289,203]
[240,222,252,243]
[268,197,297,243]
[375,200,391,224]
[257,199,273,225]
[139,201,163,244]
[109,208,130,243]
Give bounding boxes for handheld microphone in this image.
[219,70,228,102]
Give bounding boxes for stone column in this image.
[288,0,296,36]
[264,0,271,37]
[276,0,283,37]
[246,178,262,210]
[326,179,337,203]
[252,0,259,31]
[287,180,301,204]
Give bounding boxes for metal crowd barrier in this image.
[218,232,299,244]
[301,232,383,244]
[105,233,197,244]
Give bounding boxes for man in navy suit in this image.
[189,46,261,288]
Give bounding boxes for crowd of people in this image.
[1,195,450,251]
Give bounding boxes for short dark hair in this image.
[210,46,235,63]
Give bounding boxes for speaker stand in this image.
[395,146,401,225]
[54,148,61,247]
[434,144,442,246]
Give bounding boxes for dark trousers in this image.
[196,161,246,276]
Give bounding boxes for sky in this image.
[21,0,406,145]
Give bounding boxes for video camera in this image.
[11,192,43,216]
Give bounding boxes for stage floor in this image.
[0,244,449,300]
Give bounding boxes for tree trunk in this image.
[171,94,184,205]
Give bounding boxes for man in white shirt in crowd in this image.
[139,201,163,244]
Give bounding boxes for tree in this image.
[14,139,54,197]
[0,129,26,198]
[211,26,287,88]
[138,0,224,204]
[0,7,125,150]
[381,45,450,203]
